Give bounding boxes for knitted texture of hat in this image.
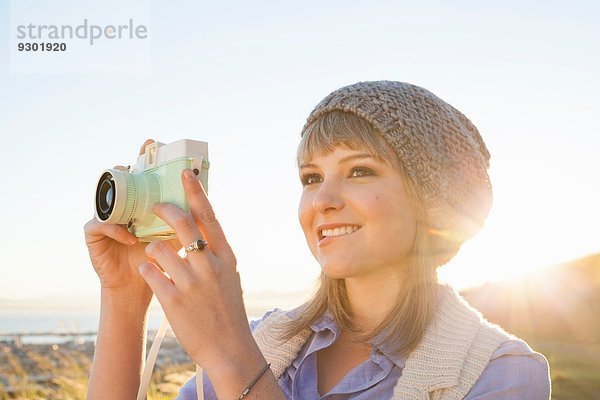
[302,81,492,265]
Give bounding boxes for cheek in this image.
[372,193,415,235]
[297,195,312,236]
[388,204,417,245]
[362,193,385,213]
[298,195,319,257]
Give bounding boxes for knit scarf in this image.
[252,284,513,400]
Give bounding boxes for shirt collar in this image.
[373,336,406,369]
[286,305,406,369]
[310,308,337,333]
[284,305,337,333]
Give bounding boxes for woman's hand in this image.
[138,168,265,384]
[83,139,180,301]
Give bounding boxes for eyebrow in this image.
[299,153,374,170]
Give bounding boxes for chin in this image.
[321,270,347,280]
[319,261,359,280]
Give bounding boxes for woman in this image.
[85,81,551,399]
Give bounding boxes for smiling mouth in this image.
[318,225,361,241]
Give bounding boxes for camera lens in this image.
[99,179,114,213]
[96,172,116,221]
[94,167,161,230]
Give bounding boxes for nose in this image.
[312,179,344,213]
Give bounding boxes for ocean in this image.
[0,308,167,344]
[0,309,260,344]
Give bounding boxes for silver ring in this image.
[185,238,208,253]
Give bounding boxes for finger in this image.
[145,240,190,286]
[84,219,137,246]
[166,238,184,253]
[139,138,155,156]
[138,262,178,301]
[181,169,231,256]
[152,202,209,263]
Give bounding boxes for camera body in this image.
[94,139,209,242]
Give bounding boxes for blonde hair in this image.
[278,111,439,356]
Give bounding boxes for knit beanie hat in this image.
[302,81,492,266]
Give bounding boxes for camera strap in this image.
[136,315,204,400]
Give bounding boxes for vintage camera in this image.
[94,139,209,241]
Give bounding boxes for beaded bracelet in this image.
[238,362,271,399]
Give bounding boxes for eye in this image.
[350,166,374,178]
[300,173,322,186]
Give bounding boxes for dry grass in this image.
[0,340,195,400]
[530,340,600,400]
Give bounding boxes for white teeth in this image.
[321,226,359,238]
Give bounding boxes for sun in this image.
[437,223,553,290]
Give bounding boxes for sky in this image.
[0,0,598,307]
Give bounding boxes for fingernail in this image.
[183,169,195,182]
[139,263,149,274]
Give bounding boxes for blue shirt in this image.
[177,309,551,399]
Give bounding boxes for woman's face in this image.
[298,146,417,280]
